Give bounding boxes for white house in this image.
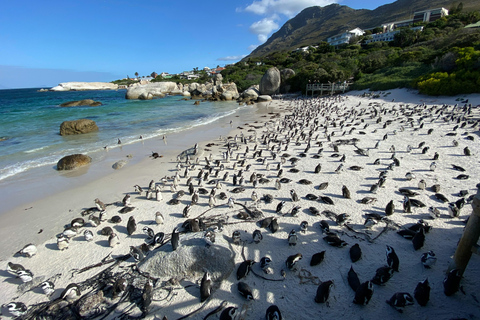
[327,28,365,46]
[364,26,424,44]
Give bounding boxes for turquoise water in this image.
[0,88,240,181]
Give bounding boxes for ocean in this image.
[0,88,242,184]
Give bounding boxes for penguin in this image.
[57,234,69,251]
[275,179,281,190]
[464,146,471,156]
[238,281,254,300]
[109,233,120,247]
[95,198,106,212]
[265,304,282,320]
[444,268,462,296]
[130,246,145,262]
[40,280,55,296]
[414,278,430,306]
[220,306,238,320]
[353,281,374,305]
[134,185,143,194]
[60,283,81,302]
[418,179,426,190]
[286,253,302,270]
[372,266,394,285]
[122,194,131,206]
[342,185,351,199]
[348,266,360,292]
[447,202,460,218]
[288,229,297,246]
[7,262,26,276]
[62,226,77,238]
[71,217,85,228]
[386,292,414,313]
[200,271,212,302]
[350,243,362,263]
[412,227,425,251]
[428,206,441,219]
[232,230,241,245]
[16,243,37,258]
[364,217,377,229]
[300,221,308,233]
[290,189,299,202]
[276,201,285,214]
[314,280,333,303]
[237,260,255,280]
[112,277,128,299]
[101,226,114,236]
[89,214,101,227]
[171,227,180,251]
[429,162,436,171]
[319,220,330,233]
[405,172,416,181]
[18,269,34,283]
[253,229,263,243]
[84,229,94,242]
[143,226,155,239]
[403,196,412,213]
[3,302,28,317]
[260,256,272,273]
[386,245,399,272]
[110,215,122,224]
[314,163,322,173]
[141,280,153,314]
[421,251,437,268]
[127,216,136,236]
[269,218,279,233]
[384,200,395,216]
[155,211,164,224]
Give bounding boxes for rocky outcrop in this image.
[242,85,260,100]
[60,99,102,107]
[125,82,177,100]
[50,82,118,91]
[57,154,92,170]
[260,67,281,95]
[280,68,295,93]
[257,95,273,102]
[60,119,99,136]
[112,160,127,170]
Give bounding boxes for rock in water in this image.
[60,119,99,136]
[60,99,102,107]
[57,154,92,170]
[138,232,235,283]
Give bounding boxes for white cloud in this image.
[249,16,279,42]
[244,0,337,18]
[217,55,247,61]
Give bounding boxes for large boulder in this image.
[57,154,92,170]
[139,232,235,282]
[219,82,239,100]
[60,119,99,136]
[257,95,273,102]
[260,67,281,95]
[60,99,102,107]
[50,82,118,91]
[242,86,260,100]
[125,82,177,99]
[280,68,295,93]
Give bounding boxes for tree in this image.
[135,72,139,78]
[151,72,158,78]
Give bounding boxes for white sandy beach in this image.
[1,88,479,320]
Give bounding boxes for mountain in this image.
[246,0,480,59]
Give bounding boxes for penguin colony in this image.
[2,92,480,319]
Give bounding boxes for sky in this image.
[0,0,395,89]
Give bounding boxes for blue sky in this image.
[0,0,394,88]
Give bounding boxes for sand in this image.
[1,88,479,319]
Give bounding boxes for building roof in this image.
[465,21,480,28]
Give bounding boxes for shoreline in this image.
[1,88,479,319]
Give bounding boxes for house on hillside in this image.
[327,28,365,46]
[365,26,424,44]
[413,8,449,23]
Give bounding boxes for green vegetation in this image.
[111,78,140,86]
[221,9,480,95]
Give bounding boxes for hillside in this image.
[246,0,480,59]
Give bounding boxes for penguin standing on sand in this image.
[220,307,238,320]
[237,281,254,300]
[200,271,212,302]
[171,227,180,251]
[60,283,81,302]
[265,305,282,320]
[414,278,430,306]
[386,245,399,272]
[286,253,302,270]
[315,280,333,303]
[353,281,374,305]
[127,216,136,236]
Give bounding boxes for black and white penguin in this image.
[2,302,28,317]
[260,256,272,273]
[155,211,164,225]
[57,234,70,251]
[95,198,106,212]
[412,227,425,251]
[347,266,360,292]
[314,280,333,303]
[253,229,263,243]
[276,201,285,214]
[238,281,254,300]
[403,196,412,213]
[414,278,430,306]
[286,253,302,270]
[350,243,362,263]
[71,217,85,228]
[142,226,155,239]
[89,214,101,227]
[288,229,297,246]
[60,283,81,302]
[300,221,308,233]
[40,280,55,296]
[444,268,462,296]
[386,292,414,313]
[421,251,436,268]
[7,262,25,276]
[18,269,34,283]
[109,233,120,247]
[171,227,180,251]
[84,229,94,242]
[127,216,136,236]
[237,260,255,280]
[16,243,37,258]
[385,200,395,216]
[153,232,165,245]
[129,246,145,262]
[269,218,279,233]
[310,251,326,267]
[353,281,374,305]
[372,266,394,285]
[200,271,212,302]
[220,306,238,320]
[386,245,399,272]
[342,185,351,199]
[265,304,282,320]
